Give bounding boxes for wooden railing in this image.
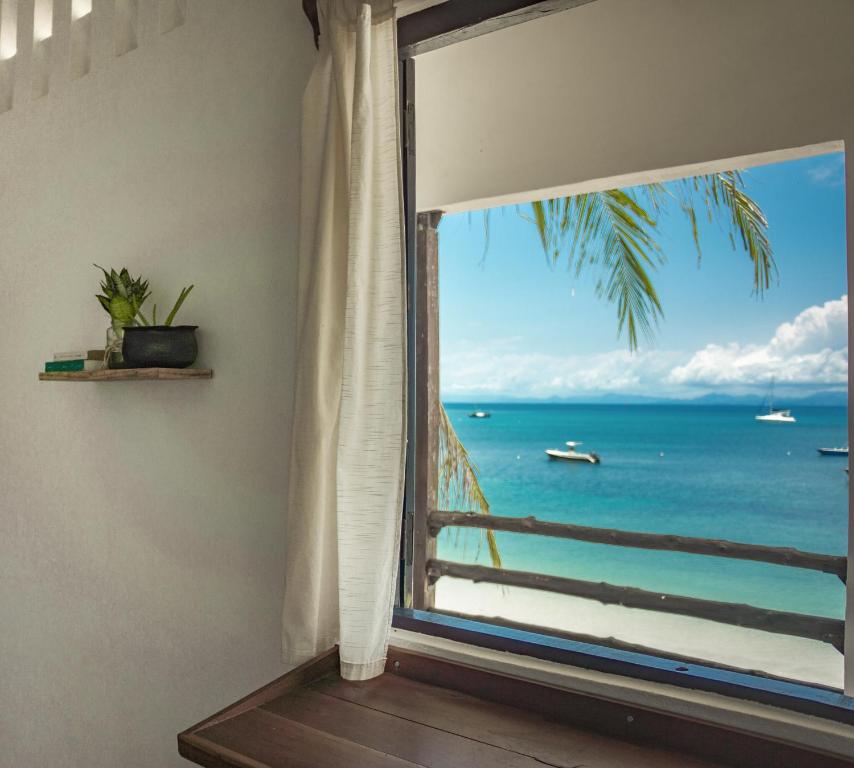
[427,510,847,652]
[429,511,848,581]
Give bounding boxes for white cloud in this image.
[442,341,682,399]
[442,297,848,399]
[807,155,845,187]
[769,295,848,353]
[668,296,848,388]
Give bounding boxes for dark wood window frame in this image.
[301,0,854,727]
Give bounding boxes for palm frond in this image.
[437,402,502,568]
[524,171,774,347]
[705,172,775,293]
[641,182,668,216]
[529,198,567,265]
[531,189,664,349]
[598,189,664,349]
[673,171,776,292]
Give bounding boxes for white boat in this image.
[818,446,849,456]
[756,409,795,423]
[755,379,795,423]
[545,441,600,464]
[469,411,491,419]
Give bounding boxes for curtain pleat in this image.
[282,0,405,682]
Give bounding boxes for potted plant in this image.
[95,265,151,368]
[122,285,198,368]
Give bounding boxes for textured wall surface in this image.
[415,0,854,212]
[0,1,313,765]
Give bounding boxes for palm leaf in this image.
[696,172,775,293]
[526,171,774,347]
[437,402,501,568]
[534,189,664,349]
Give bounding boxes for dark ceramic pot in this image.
[122,325,198,368]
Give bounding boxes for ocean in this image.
[438,403,849,620]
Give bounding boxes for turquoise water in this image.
[438,403,849,619]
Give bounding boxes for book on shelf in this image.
[44,360,104,373]
[53,349,105,362]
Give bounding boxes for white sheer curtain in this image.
[281,0,405,682]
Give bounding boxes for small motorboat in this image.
[545,441,600,464]
[818,446,849,456]
[469,411,491,419]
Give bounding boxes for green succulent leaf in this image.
[95,265,151,323]
[108,296,136,325]
[164,284,194,326]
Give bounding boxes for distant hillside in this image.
[444,390,848,407]
[689,390,848,407]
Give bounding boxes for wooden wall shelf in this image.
[39,368,213,381]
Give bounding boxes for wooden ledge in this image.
[39,368,213,381]
[177,647,852,768]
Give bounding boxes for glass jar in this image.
[105,320,126,368]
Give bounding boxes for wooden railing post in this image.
[412,210,443,610]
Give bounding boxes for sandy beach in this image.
[435,577,843,689]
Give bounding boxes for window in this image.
[395,0,854,722]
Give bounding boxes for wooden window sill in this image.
[178,646,854,768]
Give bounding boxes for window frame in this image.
[390,0,854,726]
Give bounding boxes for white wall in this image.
[415,0,854,695]
[0,1,313,766]
[415,0,854,212]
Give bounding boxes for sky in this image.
[438,152,848,402]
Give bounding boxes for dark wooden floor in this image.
[178,648,853,768]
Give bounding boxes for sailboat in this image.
[755,378,795,423]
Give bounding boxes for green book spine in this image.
[45,360,86,372]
